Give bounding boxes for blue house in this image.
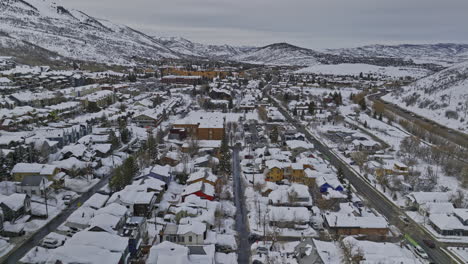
[317,177,343,193]
[140,165,172,185]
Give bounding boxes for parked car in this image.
[423,239,436,249]
[62,194,74,206]
[41,237,63,249]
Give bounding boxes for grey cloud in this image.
[60,0,468,49]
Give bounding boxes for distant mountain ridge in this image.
[0,0,467,67]
[327,43,468,66]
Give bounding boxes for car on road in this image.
[399,215,410,225]
[414,245,429,259]
[248,234,262,244]
[423,239,436,249]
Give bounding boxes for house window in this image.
[189,236,192,242]
[180,237,185,243]
[166,236,169,241]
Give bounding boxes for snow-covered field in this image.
[296,63,431,78]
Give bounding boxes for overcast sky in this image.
[60,0,468,49]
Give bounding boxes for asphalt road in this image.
[233,146,251,264]
[1,174,111,264]
[267,90,458,264]
[369,92,468,150]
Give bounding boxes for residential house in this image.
[405,192,451,210]
[15,176,52,197]
[160,221,207,245]
[120,216,148,258]
[294,238,342,264]
[264,160,285,182]
[140,165,172,185]
[0,193,31,222]
[186,169,218,186]
[146,241,215,264]
[10,163,59,182]
[181,181,215,202]
[323,212,389,237]
[268,206,310,229]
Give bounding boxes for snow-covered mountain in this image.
[156,37,256,59]
[383,60,468,131]
[0,0,179,65]
[328,44,468,66]
[231,43,321,66]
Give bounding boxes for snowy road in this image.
[233,146,251,264]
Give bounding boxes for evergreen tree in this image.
[359,97,367,111]
[228,98,233,109]
[86,102,101,113]
[109,167,124,191]
[218,131,232,177]
[270,126,279,143]
[308,102,315,115]
[109,130,120,150]
[146,131,158,162]
[121,128,131,144]
[122,156,138,185]
[293,107,298,116]
[337,167,345,183]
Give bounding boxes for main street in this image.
[232,145,251,264]
[265,85,458,264]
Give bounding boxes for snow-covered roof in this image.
[147,241,190,264]
[66,230,128,252]
[46,244,122,264]
[95,203,128,218]
[150,165,171,177]
[187,168,217,184]
[429,214,468,231]
[342,236,420,264]
[83,193,109,210]
[406,192,451,205]
[11,163,57,175]
[323,212,388,229]
[268,206,310,223]
[0,193,27,211]
[177,221,206,235]
[89,213,121,233]
[286,140,313,150]
[182,181,215,197]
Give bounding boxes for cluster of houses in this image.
[405,192,468,237]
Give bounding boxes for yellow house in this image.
[11,163,60,182]
[289,163,305,182]
[264,160,284,182]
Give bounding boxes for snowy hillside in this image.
[295,63,431,79]
[383,60,468,131]
[156,37,256,59]
[0,0,179,64]
[327,43,468,66]
[232,43,321,66]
